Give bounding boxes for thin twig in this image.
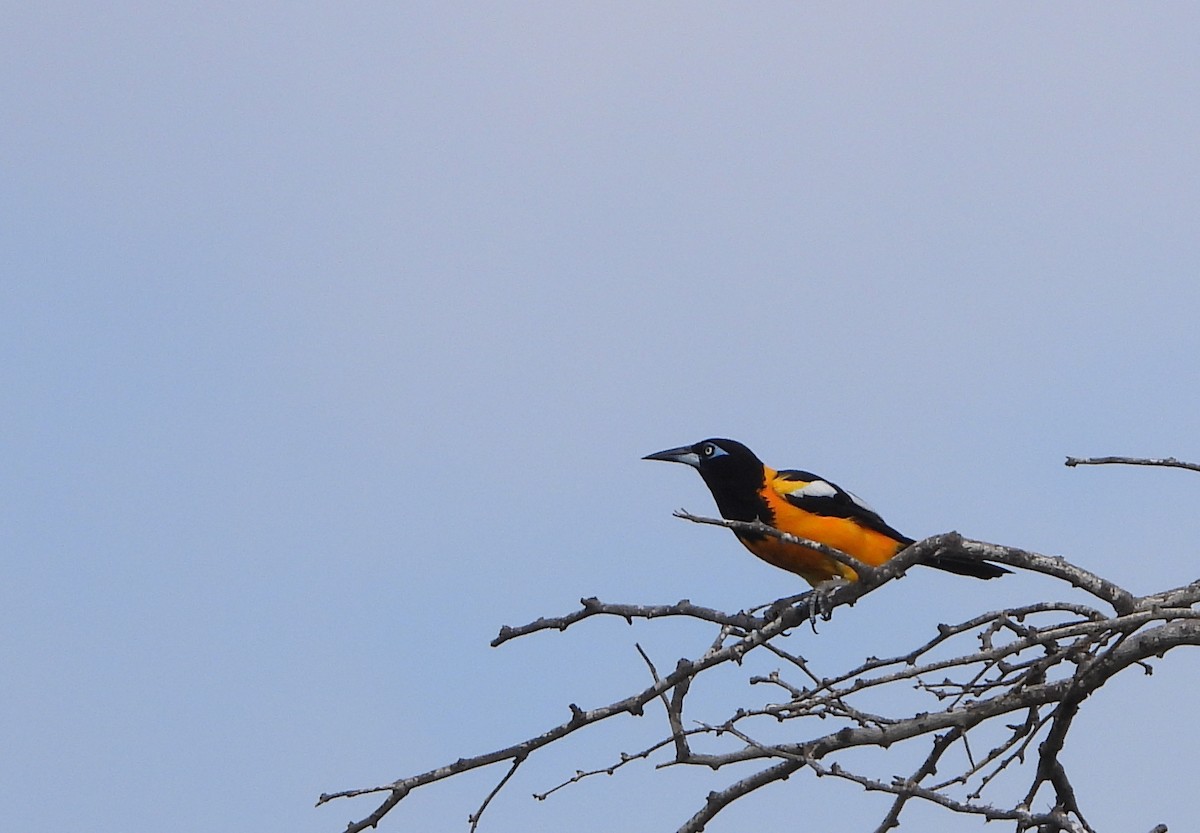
[872,729,962,832]
[672,510,877,578]
[1066,455,1200,473]
[492,596,765,647]
[469,756,524,833]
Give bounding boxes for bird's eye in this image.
[702,444,715,456]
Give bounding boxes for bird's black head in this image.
[643,438,766,503]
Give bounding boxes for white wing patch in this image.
[784,479,839,499]
[781,478,881,516]
[845,490,878,515]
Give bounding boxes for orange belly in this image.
[741,491,905,586]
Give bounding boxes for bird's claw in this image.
[805,577,850,628]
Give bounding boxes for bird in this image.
[643,438,1009,587]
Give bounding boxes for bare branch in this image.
[533,734,692,800]
[941,535,1137,615]
[798,755,1086,831]
[1066,455,1200,473]
[633,643,691,760]
[323,502,1196,832]
[678,758,804,833]
[320,587,824,828]
[873,729,962,833]
[673,509,877,578]
[491,596,765,647]
[468,756,523,833]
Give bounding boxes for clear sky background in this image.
[4,4,1200,832]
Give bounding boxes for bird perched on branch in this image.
[644,438,1009,587]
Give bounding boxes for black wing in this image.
[772,469,914,545]
[774,470,1010,578]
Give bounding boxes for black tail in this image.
[927,552,1011,580]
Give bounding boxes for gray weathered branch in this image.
[1065,455,1200,474]
[321,458,1200,832]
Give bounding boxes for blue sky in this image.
[4,4,1199,832]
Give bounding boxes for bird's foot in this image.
[805,577,850,628]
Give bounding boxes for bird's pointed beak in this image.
[642,445,701,467]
